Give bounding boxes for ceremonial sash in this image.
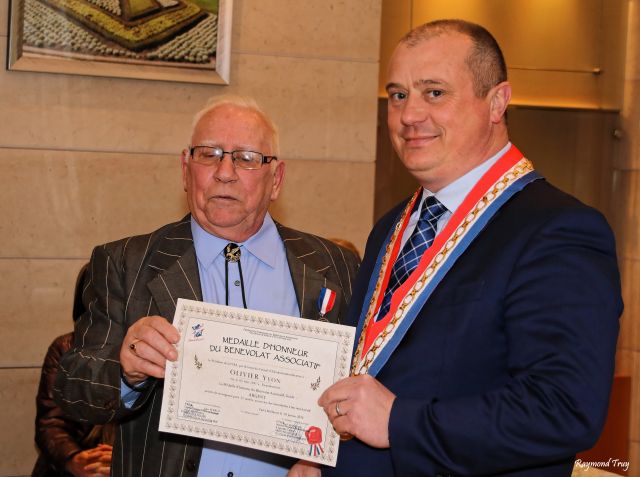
[352,145,541,376]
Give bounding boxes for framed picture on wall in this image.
[7,0,232,84]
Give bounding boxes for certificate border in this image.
[159,298,355,466]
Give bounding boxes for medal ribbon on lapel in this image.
[352,145,541,376]
[317,287,336,318]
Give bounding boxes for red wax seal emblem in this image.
[305,426,324,456]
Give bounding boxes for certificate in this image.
[159,298,355,466]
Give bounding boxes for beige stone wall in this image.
[0,1,381,474]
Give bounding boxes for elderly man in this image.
[54,96,359,477]
[317,19,622,477]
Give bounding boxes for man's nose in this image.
[400,96,428,126]
[213,154,238,181]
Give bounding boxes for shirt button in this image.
[227,473,234,477]
[234,280,241,286]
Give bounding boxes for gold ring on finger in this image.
[129,339,141,354]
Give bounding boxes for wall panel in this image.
[0,46,378,162]
[0,259,86,367]
[0,368,40,476]
[232,0,381,60]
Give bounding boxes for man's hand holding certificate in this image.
[159,299,355,466]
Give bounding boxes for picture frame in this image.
[7,0,232,84]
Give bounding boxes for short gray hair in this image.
[190,94,280,155]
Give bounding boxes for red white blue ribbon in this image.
[352,146,541,376]
[317,287,336,317]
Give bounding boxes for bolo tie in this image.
[223,243,247,309]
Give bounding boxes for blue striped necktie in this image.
[377,195,447,321]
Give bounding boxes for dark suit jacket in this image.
[325,180,622,477]
[54,216,360,477]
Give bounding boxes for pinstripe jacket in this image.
[53,216,360,477]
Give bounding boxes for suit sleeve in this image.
[388,208,622,475]
[54,243,154,424]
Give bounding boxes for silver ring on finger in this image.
[335,400,344,417]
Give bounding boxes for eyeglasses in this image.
[188,145,277,170]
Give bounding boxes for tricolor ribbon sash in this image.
[352,145,541,377]
[317,287,336,317]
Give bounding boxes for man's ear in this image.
[489,81,511,123]
[270,161,286,201]
[181,149,189,192]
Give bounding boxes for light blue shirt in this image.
[401,142,511,247]
[123,213,300,477]
[192,214,299,317]
[193,213,300,476]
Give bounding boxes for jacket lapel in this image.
[143,218,344,324]
[146,218,203,322]
[277,223,344,324]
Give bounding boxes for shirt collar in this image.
[191,213,280,270]
[243,214,280,269]
[423,142,512,213]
